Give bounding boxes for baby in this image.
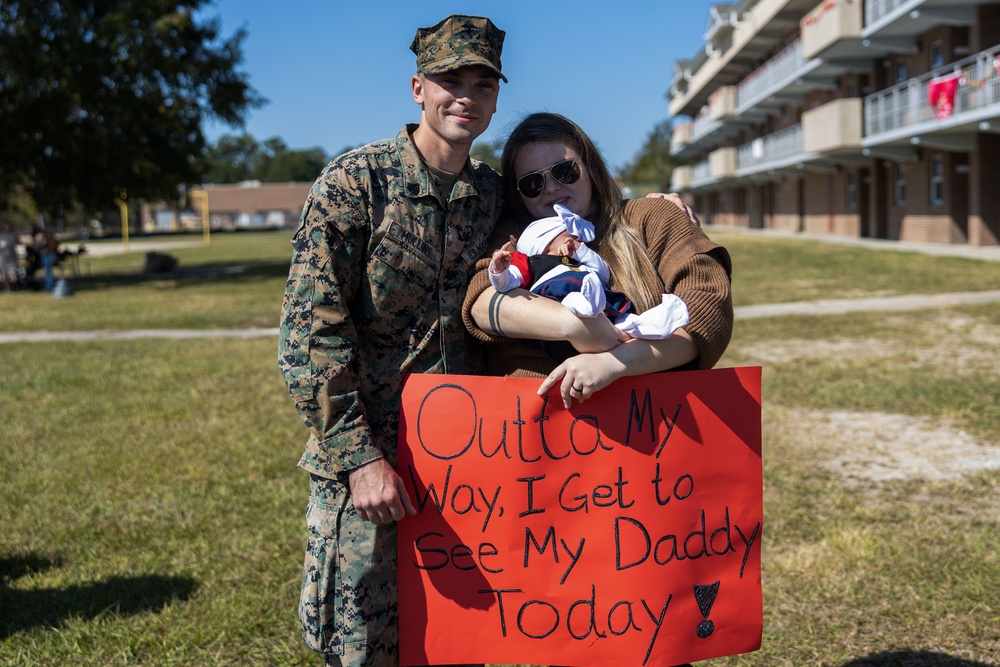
[489,204,689,340]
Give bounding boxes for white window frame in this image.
[930,155,944,206]
[895,164,906,206]
[931,41,944,68]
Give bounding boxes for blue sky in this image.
[202,1,717,171]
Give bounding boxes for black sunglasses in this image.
[516,159,582,199]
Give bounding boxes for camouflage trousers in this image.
[301,473,398,667]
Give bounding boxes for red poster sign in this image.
[397,367,762,667]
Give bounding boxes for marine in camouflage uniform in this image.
[277,14,506,667]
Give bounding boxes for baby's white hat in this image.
[515,204,596,256]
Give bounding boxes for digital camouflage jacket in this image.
[279,125,501,477]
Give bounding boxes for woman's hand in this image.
[646,192,700,227]
[537,329,700,409]
[537,351,628,409]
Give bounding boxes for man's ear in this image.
[411,74,424,105]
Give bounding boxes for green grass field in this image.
[1,230,997,666]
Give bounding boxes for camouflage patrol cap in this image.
[410,14,507,83]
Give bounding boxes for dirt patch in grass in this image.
[741,309,1000,488]
[787,408,1000,486]
[740,313,1000,375]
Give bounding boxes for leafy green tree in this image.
[0,0,264,218]
[203,134,329,183]
[257,137,328,183]
[261,145,328,183]
[618,119,676,191]
[203,133,262,184]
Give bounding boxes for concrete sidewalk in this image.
[0,328,279,344]
[71,226,1000,261]
[705,225,1000,262]
[3,227,998,343]
[3,288,1000,343]
[734,289,1000,319]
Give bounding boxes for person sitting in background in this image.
[31,227,58,292]
[0,223,20,292]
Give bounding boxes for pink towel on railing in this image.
[928,73,961,120]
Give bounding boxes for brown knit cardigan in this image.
[461,198,734,378]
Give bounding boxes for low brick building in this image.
[142,181,312,232]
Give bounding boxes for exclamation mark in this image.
[693,581,720,639]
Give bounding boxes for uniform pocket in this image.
[299,475,397,656]
[299,481,344,654]
[366,223,440,341]
[370,222,439,291]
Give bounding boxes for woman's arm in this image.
[538,198,731,407]
[470,286,630,353]
[630,198,733,369]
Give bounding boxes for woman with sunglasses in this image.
[463,112,734,408]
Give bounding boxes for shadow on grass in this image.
[0,553,197,638]
[61,258,291,292]
[840,651,995,666]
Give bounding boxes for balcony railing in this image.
[865,0,914,26]
[671,121,692,148]
[669,165,692,191]
[691,160,712,185]
[737,124,803,171]
[690,109,716,143]
[864,43,1000,137]
[736,39,804,111]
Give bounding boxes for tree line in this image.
[202,134,332,185]
[470,121,676,194]
[208,117,675,190]
[0,0,262,228]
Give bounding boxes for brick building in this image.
[142,181,311,232]
[669,0,1000,246]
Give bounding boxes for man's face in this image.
[412,65,500,149]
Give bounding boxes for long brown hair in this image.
[500,112,662,312]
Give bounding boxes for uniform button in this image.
[408,184,419,195]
